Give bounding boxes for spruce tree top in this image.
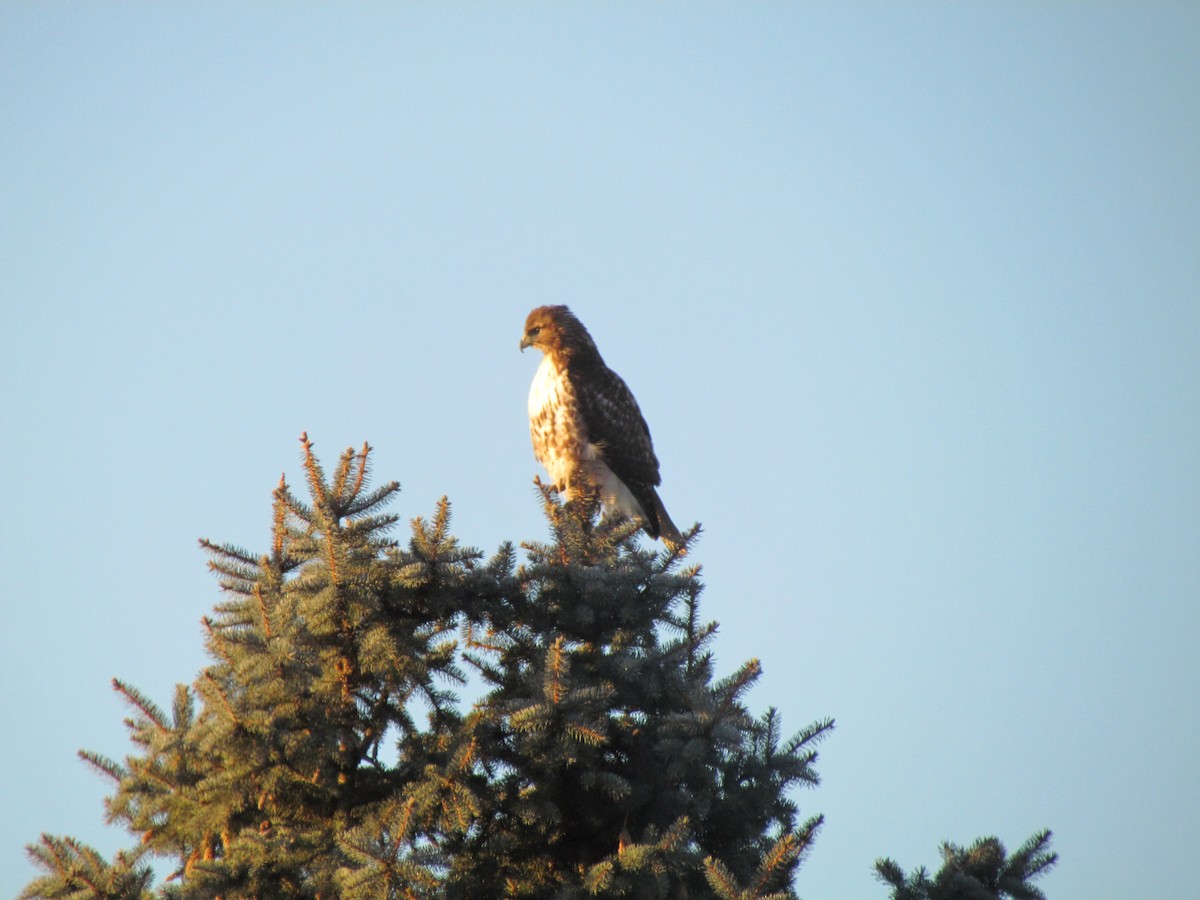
[22,436,832,900]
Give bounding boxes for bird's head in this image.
[519,305,571,354]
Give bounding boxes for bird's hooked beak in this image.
[519,334,533,352]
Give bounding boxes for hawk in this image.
[520,305,684,550]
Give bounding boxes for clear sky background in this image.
[2,5,1197,898]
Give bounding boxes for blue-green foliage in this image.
[875,831,1058,900]
[21,438,831,900]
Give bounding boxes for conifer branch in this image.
[331,444,356,502]
[201,617,236,668]
[252,584,273,640]
[22,436,858,899]
[300,432,329,508]
[751,832,800,894]
[127,755,182,792]
[703,855,741,899]
[200,671,238,726]
[76,749,126,783]
[543,636,569,706]
[112,678,169,733]
[352,441,371,499]
[272,473,289,561]
[197,538,259,569]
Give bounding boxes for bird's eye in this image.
[529,326,541,337]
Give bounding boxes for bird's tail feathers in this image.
[650,490,686,554]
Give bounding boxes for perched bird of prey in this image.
[520,305,684,550]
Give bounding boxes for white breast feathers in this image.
[528,356,581,494]
[527,355,559,421]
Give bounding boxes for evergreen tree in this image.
[22,436,832,899]
[874,831,1057,900]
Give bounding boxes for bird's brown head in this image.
[520,305,572,356]
[520,305,602,365]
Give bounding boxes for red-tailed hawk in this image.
[520,305,684,550]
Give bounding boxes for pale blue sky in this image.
[2,5,1197,898]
